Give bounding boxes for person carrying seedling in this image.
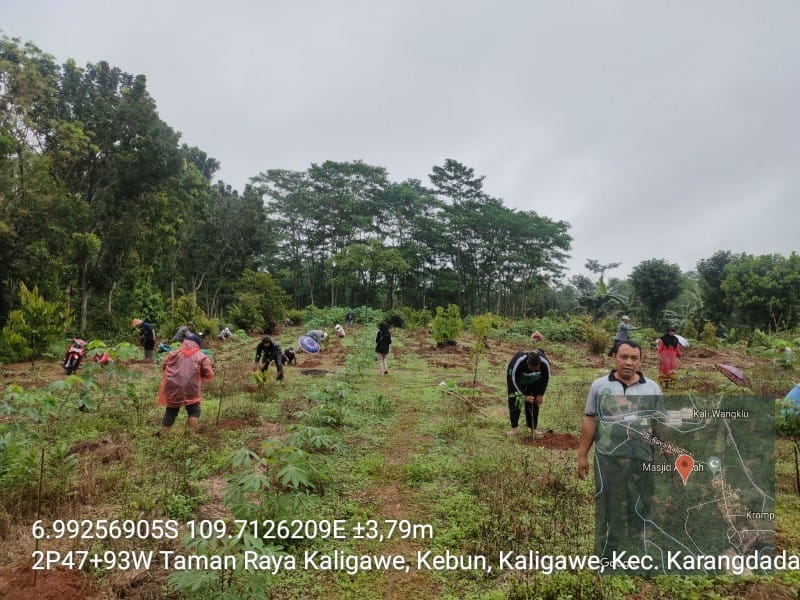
[254,335,285,381]
[505,348,551,437]
[156,338,214,436]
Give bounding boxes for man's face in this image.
[614,343,642,382]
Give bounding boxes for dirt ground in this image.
[0,563,94,600]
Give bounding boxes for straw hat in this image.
[131,318,143,327]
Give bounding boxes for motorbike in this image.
[63,338,88,375]
[63,338,111,375]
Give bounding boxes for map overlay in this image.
[594,394,775,575]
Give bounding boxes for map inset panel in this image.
[594,394,775,575]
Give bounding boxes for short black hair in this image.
[616,340,643,356]
[527,350,542,367]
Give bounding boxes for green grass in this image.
[1,326,798,598]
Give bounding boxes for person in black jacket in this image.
[506,349,550,437]
[254,335,284,381]
[375,322,392,375]
[132,318,156,360]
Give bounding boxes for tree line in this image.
[1,35,798,348]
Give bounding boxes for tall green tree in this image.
[0,37,68,318]
[252,168,315,305]
[721,253,800,332]
[254,161,390,307]
[696,250,736,326]
[630,259,684,326]
[429,159,487,311]
[330,240,408,310]
[50,59,182,328]
[375,180,443,308]
[229,269,290,333]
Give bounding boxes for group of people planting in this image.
[154,321,393,436]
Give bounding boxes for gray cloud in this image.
[2,0,798,278]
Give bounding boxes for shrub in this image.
[286,309,305,326]
[229,292,261,332]
[631,327,659,346]
[701,322,718,347]
[776,398,800,437]
[402,308,431,330]
[303,305,356,329]
[130,280,166,327]
[530,315,587,342]
[431,304,462,344]
[403,454,438,487]
[229,270,290,333]
[164,293,212,338]
[582,323,610,355]
[382,309,406,329]
[0,283,69,365]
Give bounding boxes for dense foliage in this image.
[2,35,800,358]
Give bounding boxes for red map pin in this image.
[675,454,694,486]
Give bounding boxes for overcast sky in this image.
[3,1,798,279]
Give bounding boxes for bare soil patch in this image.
[0,361,64,389]
[299,369,330,376]
[0,563,95,600]
[69,436,128,464]
[215,418,249,431]
[519,432,580,450]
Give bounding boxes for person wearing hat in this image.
[132,318,156,360]
[505,348,551,437]
[306,329,328,344]
[608,315,638,357]
[254,335,284,381]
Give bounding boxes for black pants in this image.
[260,356,284,379]
[507,393,539,429]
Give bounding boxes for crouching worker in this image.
[282,347,297,365]
[157,338,214,436]
[506,348,550,437]
[255,335,284,381]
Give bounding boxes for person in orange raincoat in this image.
[656,326,681,386]
[157,339,214,435]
